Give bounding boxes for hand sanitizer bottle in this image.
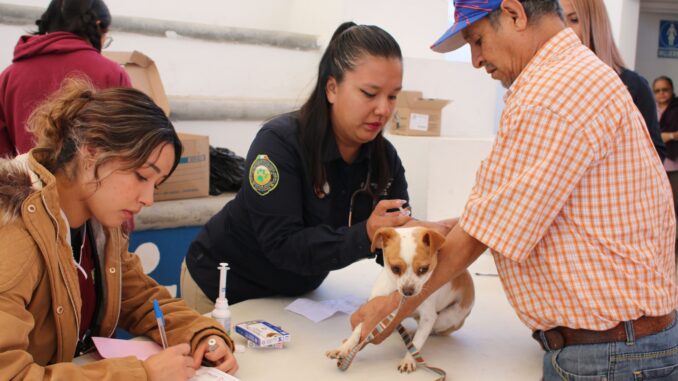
[211,262,232,335]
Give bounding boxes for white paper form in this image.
[92,337,239,381]
[190,367,240,381]
[285,295,365,323]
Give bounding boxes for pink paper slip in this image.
[92,337,162,361]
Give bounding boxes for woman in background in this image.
[654,75,678,265]
[560,0,666,161]
[0,0,129,157]
[655,76,678,148]
[181,22,451,310]
[0,78,237,380]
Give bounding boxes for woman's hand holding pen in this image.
[366,199,412,242]
[193,335,239,375]
[146,300,197,380]
[144,343,195,381]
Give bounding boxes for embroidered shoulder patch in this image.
[249,154,279,196]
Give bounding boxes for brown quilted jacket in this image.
[0,152,233,380]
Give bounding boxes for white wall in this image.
[1,0,449,61]
[385,135,493,220]
[6,0,297,33]
[403,57,498,138]
[0,0,532,138]
[1,0,647,141]
[604,0,641,69]
[0,24,19,68]
[338,0,448,60]
[635,11,678,87]
[0,0,516,220]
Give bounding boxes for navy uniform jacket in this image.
[186,113,409,303]
[620,68,666,161]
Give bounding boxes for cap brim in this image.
[430,12,490,53]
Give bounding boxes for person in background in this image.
[0,0,130,157]
[0,78,237,380]
[182,22,451,310]
[560,0,666,161]
[654,75,678,265]
[351,1,678,379]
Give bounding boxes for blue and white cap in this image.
[431,0,503,53]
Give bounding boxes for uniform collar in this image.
[323,134,375,164]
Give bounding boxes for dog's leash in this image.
[337,298,446,381]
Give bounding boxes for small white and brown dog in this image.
[326,226,475,373]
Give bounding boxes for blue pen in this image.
[152,299,169,349]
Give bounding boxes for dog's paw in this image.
[398,354,417,373]
[325,348,348,360]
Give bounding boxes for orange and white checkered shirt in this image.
[459,28,678,331]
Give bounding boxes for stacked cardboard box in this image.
[390,91,451,136]
[105,51,209,201]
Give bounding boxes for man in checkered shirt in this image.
[352,0,678,378]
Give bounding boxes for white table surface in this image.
[227,253,543,381]
[76,253,543,380]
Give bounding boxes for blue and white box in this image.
[235,320,291,347]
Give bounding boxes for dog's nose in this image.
[402,286,415,296]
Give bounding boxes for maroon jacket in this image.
[0,32,131,157]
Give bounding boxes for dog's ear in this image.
[422,228,446,255]
[371,227,397,253]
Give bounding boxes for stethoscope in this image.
[347,162,375,227]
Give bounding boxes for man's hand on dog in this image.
[350,291,402,344]
[403,217,458,237]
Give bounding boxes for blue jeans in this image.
[543,312,678,380]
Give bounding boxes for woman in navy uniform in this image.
[182,22,439,308]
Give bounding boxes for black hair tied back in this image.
[329,21,357,43]
[60,0,95,19]
[298,21,402,197]
[35,0,111,52]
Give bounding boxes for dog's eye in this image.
[391,266,401,275]
[417,266,429,275]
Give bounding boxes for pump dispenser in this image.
[211,262,232,335]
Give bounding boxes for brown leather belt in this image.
[532,312,676,351]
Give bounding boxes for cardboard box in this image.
[389,91,450,136]
[103,50,170,116]
[154,133,210,201]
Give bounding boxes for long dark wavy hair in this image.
[297,21,402,197]
[28,77,182,184]
[35,0,111,52]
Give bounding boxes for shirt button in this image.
[27,204,36,213]
[56,306,64,314]
[109,267,116,274]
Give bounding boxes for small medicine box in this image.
[235,320,290,347]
